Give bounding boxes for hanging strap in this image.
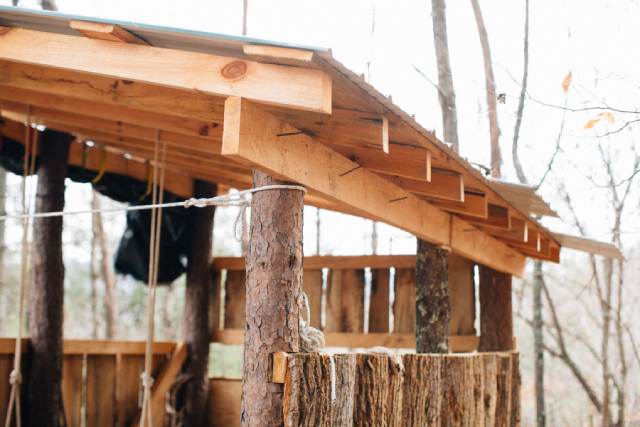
[4,107,38,427]
[139,130,167,427]
[91,148,107,185]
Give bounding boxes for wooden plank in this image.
[0,84,221,141]
[222,97,526,277]
[353,354,389,425]
[282,353,333,426]
[553,232,622,259]
[242,44,315,67]
[223,270,246,329]
[70,20,148,45]
[401,354,441,426]
[489,180,559,218]
[510,353,521,427]
[385,168,464,202]
[63,339,175,355]
[368,269,390,333]
[62,355,84,427]
[333,143,431,181]
[209,378,242,427]
[448,253,476,336]
[117,355,144,427]
[486,217,528,243]
[210,270,223,332]
[393,268,416,333]
[272,352,288,384]
[325,269,365,333]
[212,255,417,271]
[210,329,479,353]
[0,355,13,424]
[303,269,323,328]
[0,60,227,124]
[0,28,332,113]
[331,354,357,426]
[426,190,488,218]
[86,355,117,427]
[461,204,511,229]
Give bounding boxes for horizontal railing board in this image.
[211,329,480,352]
[0,338,176,355]
[212,255,417,271]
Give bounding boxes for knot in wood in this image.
[221,60,248,80]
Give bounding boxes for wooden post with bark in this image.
[27,129,71,427]
[241,170,303,426]
[182,180,217,426]
[415,239,450,353]
[478,265,513,352]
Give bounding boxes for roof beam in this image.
[0,85,221,140]
[222,97,525,276]
[384,169,464,202]
[425,190,488,218]
[0,28,332,114]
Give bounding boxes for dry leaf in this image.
[584,118,600,129]
[562,71,572,93]
[598,112,615,123]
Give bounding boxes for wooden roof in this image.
[0,6,566,276]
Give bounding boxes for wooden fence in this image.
[0,338,184,427]
[211,254,492,352]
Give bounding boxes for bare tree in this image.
[431,0,460,151]
[470,0,501,177]
[91,191,117,339]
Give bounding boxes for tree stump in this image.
[440,355,475,427]
[331,354,356,426]
[353,354,388,427]
[240,170,304,427]
[401,354,441,426]
[283,353,332,427]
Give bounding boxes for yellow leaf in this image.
[584,118,600,129]
[562,71,572,93]
[598,112,615,123]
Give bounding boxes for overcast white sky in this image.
[2,0,639,255]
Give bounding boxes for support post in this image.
[478,265,513,351]
[182,180,217,426]
[27,129,71,427]
[241,170,303,426]
[415,239,450,353]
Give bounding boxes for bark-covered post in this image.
[241,170,303,426]
[478,265,513,351]
[27,129,71,427]
[415,239,450,353]
[182,180,217,426]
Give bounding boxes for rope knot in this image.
[8,370,21,385]
[183,197,209,208]
[140,372,154,389]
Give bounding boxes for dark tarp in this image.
[0,129,191,284]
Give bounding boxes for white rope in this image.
[0,185,307,221]
[298,292,325,352]
[4,113,37,427]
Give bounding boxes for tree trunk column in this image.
[415,239,450,353]
[182,180,217,426]
[478,265,513,351]
[27,130,71,427]
[241,170,304,426]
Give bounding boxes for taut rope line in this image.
[4,108,38,427]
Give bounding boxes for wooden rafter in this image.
[222,97,526,276]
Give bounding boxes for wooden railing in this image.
[211,254,495,352]
[0,338,184,427]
